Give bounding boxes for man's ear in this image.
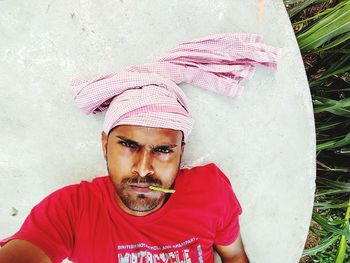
[181,142,185,156]
[101,131,108,161]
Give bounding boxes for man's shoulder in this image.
[179,163,232,191]
[181,163,230,181]
[46,175,111,202]
[180,162,219,174]
[80,175,111,188]
[55,175,110,190]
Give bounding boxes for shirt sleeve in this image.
[212,164,243,246]
[0,185,78,263]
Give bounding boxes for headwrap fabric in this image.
[71,33,280,141]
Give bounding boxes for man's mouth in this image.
[128,183,155,194]
[124,176,162,194]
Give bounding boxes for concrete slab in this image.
[0,0,315,262]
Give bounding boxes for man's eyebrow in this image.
[115,136,178,148]
[152,144,178,149]
[116,136,141,146]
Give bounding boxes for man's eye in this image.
[119,141,137,148]
[154,147,173,154]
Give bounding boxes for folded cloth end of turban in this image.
[69,32,281,140]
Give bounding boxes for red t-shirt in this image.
[1,163,242,263]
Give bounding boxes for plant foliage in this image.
[284,0,350,262]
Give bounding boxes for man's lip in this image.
[128,184,160,193]
[128,183,153,188]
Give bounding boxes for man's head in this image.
[102,125,185,216]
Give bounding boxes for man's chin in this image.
[120,194,162,212]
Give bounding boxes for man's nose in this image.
[133,149,154,178]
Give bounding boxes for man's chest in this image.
[70,202,217,263]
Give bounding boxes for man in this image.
[0,33,279,262]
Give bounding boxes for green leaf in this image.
[313,213,350,238]
[316,121,348,132]
[311,226,329,237]
[335,197,350,263]
[317,178,350,191]
[297,1,350,52]
[321,88,350,93]
[322,53,350,76]
[313,96,350,117]
[314,32,350,52]
[335,235,347,263]
[283,0,305,4]
[288,0,319,18]
[319,165,350,172]
[314,202,350,209]
[316,189,348,197]
[303,235,339,256]
[293,3,345,26]
[333,132,350,148]
[324,49,350,54]
[314,64,350,83]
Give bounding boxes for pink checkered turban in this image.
[71,33,280,142]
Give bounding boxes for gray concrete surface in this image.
[0,0,315,262]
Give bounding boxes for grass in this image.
[283,0,350,262]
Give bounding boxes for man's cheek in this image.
[160,172,176,185]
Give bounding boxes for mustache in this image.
[122,175,161,186]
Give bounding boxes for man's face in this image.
[101,125,184,216]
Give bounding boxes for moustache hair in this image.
[122,174,161,186]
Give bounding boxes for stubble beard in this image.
[117,185,165,212]
[108,166,166,212]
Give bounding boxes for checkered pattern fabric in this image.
[71,33,280,141]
